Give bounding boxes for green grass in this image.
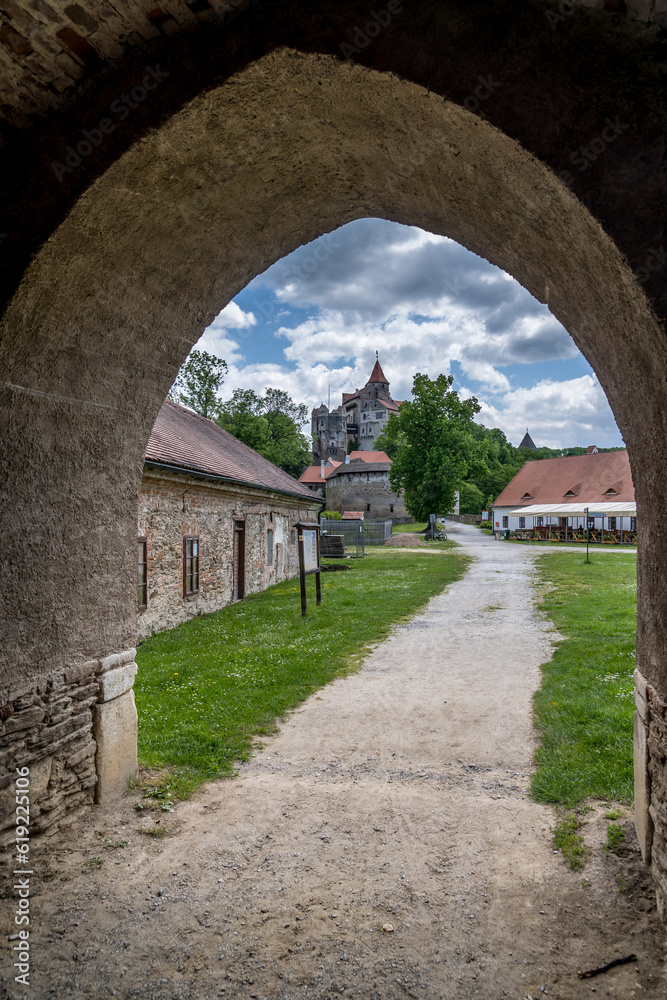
[552,813,589,869]
[531,553,636,806]
[393,521,427,533]
[135,548,470,798]
[606,823,627,855]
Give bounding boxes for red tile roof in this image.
[348,450,392,463]
[368,358,389,383]
[493,450,634,508]
[342,511,365,519]
[146,400,320,502]
[298,460,342,485]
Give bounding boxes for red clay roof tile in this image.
[146,400,319,502]
[494,451,634,507]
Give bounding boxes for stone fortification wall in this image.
[0,648,137,865]
[138,469,319,639]
[325,470,409,522]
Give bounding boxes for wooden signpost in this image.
[295,522,322,615]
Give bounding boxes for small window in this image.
[389,504,394,513]
[587,517,595,530]
[267,529,274,565]
[502,516,508,528]
[537,517,544,526]
[631,517,637,531]
[138,537,147,610]
[290,529,296,544]
[608,517,617,530]
[366,503,371,512]
[183,536,199,597]
[519,517,525,529]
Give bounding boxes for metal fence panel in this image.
[321,519,392,549]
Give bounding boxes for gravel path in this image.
[3,523,664,1000]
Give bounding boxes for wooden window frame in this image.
[183,535,200,598]
[138,536,148,611]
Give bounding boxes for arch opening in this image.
[1,47,667,911]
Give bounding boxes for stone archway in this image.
[1,36,667,910]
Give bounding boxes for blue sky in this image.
[195,218,624,449]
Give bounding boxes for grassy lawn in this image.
[393,521,427,533]
[531,552,637,806]
[135,548,470,799]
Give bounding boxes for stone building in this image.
[492,449,635,534]
[324,455,410,522]
[311,355,402,462]
[138,401,323,639]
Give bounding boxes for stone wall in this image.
[0,647,137,865]
[138,468,320,639]
[325,469,409,522]
[634,667,667,920]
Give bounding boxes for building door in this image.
[233,520,245,601]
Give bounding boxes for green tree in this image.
[385,373,481,521]
[217,387,312,478]
[168,350,228,419]
[458,482,485,516]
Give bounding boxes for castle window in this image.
[390,504,394,513]
[183,537,199,597]
[267,529,274,565]
[366,503,371,512]
[138,537,147,610]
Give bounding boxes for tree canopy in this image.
[383,373,481,521]
[168,349,228,420]
[217,388,312,478]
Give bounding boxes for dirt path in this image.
[2,523,665,999]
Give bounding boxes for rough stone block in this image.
[98,661,137,703]
[4,706,45,733]
[635,686,649,722]
[119,647,137,666]
[64,660,98,684]
[92,690,137,803]
[634,710,654,863]
[98,652,120,674]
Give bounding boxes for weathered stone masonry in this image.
[634,666,667,920]
[138,467,319,638]
[0,647,137,865]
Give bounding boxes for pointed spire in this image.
[519,430,537,450]
[367,353,388,385]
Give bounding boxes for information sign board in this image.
[302,529,318,574]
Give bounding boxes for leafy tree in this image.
[374,424,405,460]
[458,482,485,516]
[385,373,481,521]
[217,387,312,478]
[168,350,228,419]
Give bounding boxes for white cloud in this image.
[193,219,624,448]
[214,301,257,329]
[474,375,621,449]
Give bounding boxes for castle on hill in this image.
[311,354,402,462]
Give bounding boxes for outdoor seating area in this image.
[513,525,637,544]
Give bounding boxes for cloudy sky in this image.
[195,218,624,449]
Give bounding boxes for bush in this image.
[322,510,342,520]
[479,520,492,529]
